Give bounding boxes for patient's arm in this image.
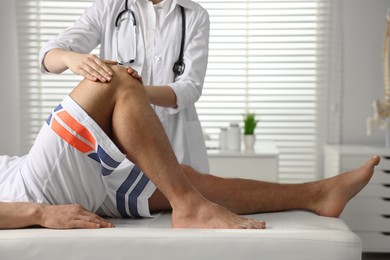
[0,202,113,229]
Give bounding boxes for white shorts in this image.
[20,95,156,218]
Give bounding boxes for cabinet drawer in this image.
[343,197,390,214]
[209,157,278,182]
[357,183,390,197]
[325,145,390,253]
[370,170,390,184]
[342,155,390,170]
[357,231,390,252]
[341,215,390,232]
[340,170,390,184]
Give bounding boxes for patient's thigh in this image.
[20,96,126,212]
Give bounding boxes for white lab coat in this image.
[39,0,210,173]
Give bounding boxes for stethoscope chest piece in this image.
[173,60,185,76]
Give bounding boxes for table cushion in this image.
[0,210,362,260]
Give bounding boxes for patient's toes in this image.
[241,219,266,229]
[257,220,266,229]
[252,220,266,229]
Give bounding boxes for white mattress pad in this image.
[0,211,362,260]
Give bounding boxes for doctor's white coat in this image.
[39,0,210,173]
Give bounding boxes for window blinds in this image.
[16,0,94,154]
[197,0,330,182]
[16,0,331,182]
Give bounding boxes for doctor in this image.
[39,0,210,173]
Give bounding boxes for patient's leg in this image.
[69,65,264,229]
[149,156,380,217]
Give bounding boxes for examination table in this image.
[0,210,362,260]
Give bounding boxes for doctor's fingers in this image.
[103,59,118,65]
[78,55,113,82]
[125,66,143,84]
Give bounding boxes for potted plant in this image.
[243,112,258,149]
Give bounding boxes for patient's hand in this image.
[0,202,114,229]
[38,204,114,229]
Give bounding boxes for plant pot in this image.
[244,134,255,150]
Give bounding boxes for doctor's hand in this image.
[63,52,115,83]
[125,66,143,85]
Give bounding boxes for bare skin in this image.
[0,152,379,229]
[44,49,177,108]
[149,156,381,222]
[69,67,380,228]
[312,155,380,217]
[69,65,264,229]
[0,202,113,229]
[0,66,380,229]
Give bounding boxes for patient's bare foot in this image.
[313,155,380,217]
[172,196,266,229]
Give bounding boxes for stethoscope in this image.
[115,0,186,78]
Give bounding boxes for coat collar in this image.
[129,0,195,10]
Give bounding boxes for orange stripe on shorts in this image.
[51,118,95,154]
[57,110,96,148]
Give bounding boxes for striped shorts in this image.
[20,95,156,218]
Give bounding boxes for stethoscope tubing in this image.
[115,0,186,79]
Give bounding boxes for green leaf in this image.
[243,113,258,135]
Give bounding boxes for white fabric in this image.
[0,211,362,260]
[0,155,29,202]
[38,0,210,173]
[137,0,172,83]
[138,0,156,84]
[0,95,156,218]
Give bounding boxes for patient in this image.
[0,65,380,229]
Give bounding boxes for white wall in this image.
[0,0,389,156]
[341,0,390,145]
[0,0,20,156]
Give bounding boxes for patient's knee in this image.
[109,64,128,77]
[108,65,142,90]
[75,65,141,101]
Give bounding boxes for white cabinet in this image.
[324,145,390,253]
[207,141,279,182]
